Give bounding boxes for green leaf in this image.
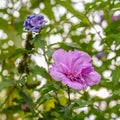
[29,64,50,80]
[0,80,16,91]
[113,89,120,96]
[38,83,53,95]
[74,99,92,108]
[112,67,120,85]
[31,34,46,50]
[46,48,54,59]
[19,89,34,113]
[8,48,27,58]
[36,95,51,107]
[17,75,26,86]
[2,105,21,114]
[59,42,81,50]
[63,104,73,119]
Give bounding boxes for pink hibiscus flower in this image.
[49,49,101,90]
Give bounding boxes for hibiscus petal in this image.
[61,78,84,90]
[50,66,65,81]
[52,49,66,64]
[84,71,101,86]
[53,49,74,69]
[74,50,91,63]
[71,50,91,73]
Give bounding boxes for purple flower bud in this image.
[96,52,104,59]
[21,103,28,111]
[24,14,47,33]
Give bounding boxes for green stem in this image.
[85,15,103,40]
[67,86,71,104]
[42,45,60,104]
[43,49,49,71]
[0,86,16,112]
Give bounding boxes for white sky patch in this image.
[22,0,28,3]
[84,0,94,3]
[69,16,79,24]
[85,114,96,120]
[31,54,48,70]
[103,70,112,79]
[93,40,103,51]
[92,56,102,67]
[89,88,111,99]
[116,56,120,65]
[109,100,117,108]
[48,34,62,44]
[0,30,8,40]
[74,107,89,114]
[8,40,14,46]
[13,11,20,18]
[2,43,8,49]
[39,3,45,9]
[57,6,66,17]
[14,1,21,10]
[72,1,85,12]
[0,0,7,9]
[2,70,8,76]
[107,52,116,60]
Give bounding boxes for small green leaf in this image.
[63,104,73,119]
[31,34,46,50]
[38,83,53,95]
[17,75,26,86]
[59,42,81,50]
[0,80,16,91]
[8,48,27,58]
[112,67,120,85]
[19,90,34,113]
[36,95,51,107]
[29,64,50,80]
[2,105,21,114]
[113,89,120,96]
[74,99,92,108]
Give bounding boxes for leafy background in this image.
[0,0,120,120]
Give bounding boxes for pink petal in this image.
[52,49,74,71]
[52,49,66,64]
[71,50,91,73]
[50,66,65,81]
[84,71,101,86]
[61,78,84,90]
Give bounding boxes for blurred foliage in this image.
[0,0,120,120]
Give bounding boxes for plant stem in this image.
[0,86,16,111]
[42,45,60,104]
[67,86,71,104]
[85,15,103,40]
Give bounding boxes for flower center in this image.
[65,73,88,89]
[66,74,80,82]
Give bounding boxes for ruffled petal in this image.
[61,78,84,90]
[84,71,101,86]
[52,49,66,64]
[50,65,65,81]
[71,50,91,73]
